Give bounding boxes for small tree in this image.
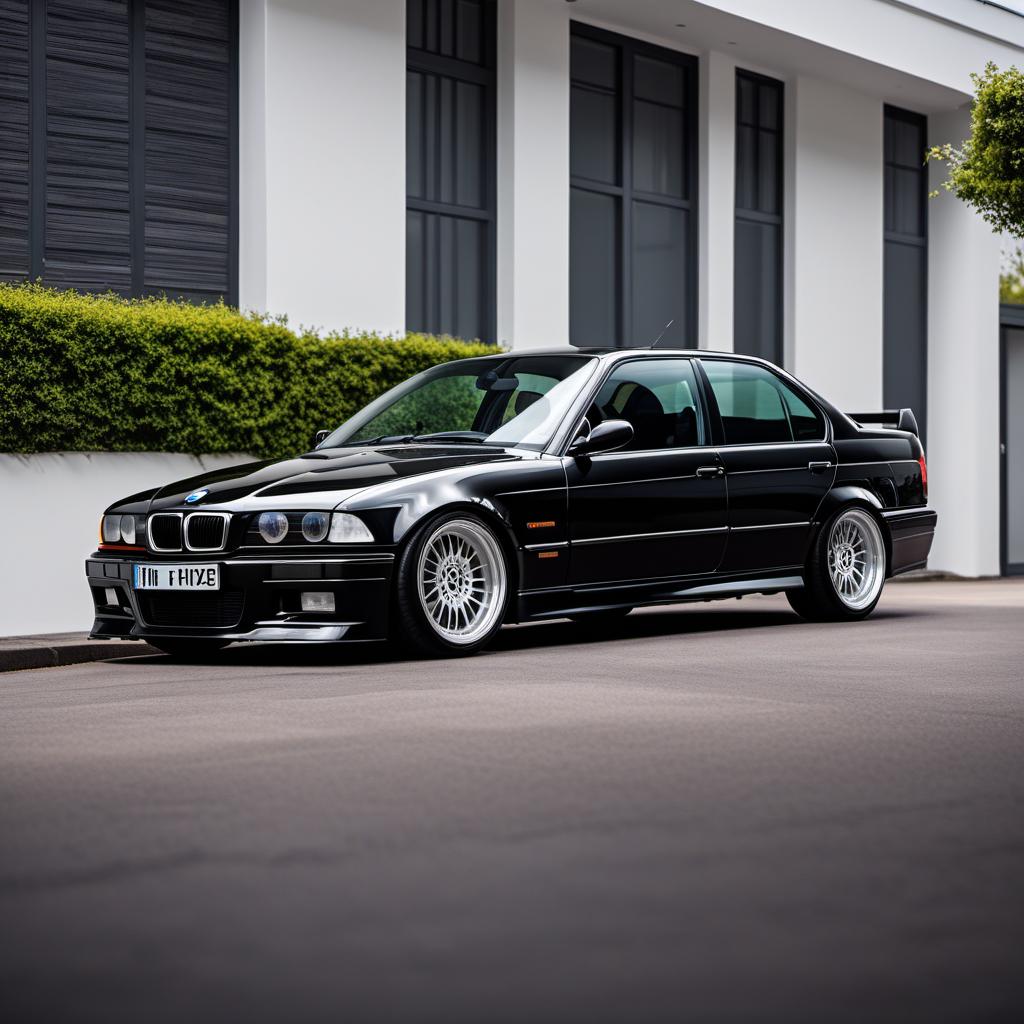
[929,62,1024,238]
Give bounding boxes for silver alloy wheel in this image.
[827,508,885,611]
[416,518,507,645]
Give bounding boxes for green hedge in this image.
[0,283,493,459]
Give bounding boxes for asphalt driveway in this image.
[1,580,1022,1023]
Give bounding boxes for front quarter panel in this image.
[341,453,569,593]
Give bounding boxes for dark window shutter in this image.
[733,70,784,366]
[569,24,697,349]
[0,0,237,303]
[45,0,132,294]
[0,0,31,281]
[406,0,496,343]
[883,105,928,444]
[144,0,233,302]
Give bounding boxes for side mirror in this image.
[569,418,633,457]
[312,429,330,449]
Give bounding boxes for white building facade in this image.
[234,0,1023,579]
[2,0,1023,593]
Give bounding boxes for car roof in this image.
[464,347,770,363]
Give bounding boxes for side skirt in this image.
[517,573,805,622]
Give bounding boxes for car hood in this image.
[145,444,527,512]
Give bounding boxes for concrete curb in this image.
[0,635,156,673]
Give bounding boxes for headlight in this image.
[120,514,136,545]
[101,515,122,543]
[301,511,330,543]
[258,511,289,544]
[328,513,374,543]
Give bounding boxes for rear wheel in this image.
[395,512,509,657]
[788,506,887,622]
[148,638,231,660]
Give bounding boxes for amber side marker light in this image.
[918,453,928,499]
[527,520,556,529]
[537,551,559,559]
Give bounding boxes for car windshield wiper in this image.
[408,432,492,445]
[341,434,415,446]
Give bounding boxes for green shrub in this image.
[0,283,494,458]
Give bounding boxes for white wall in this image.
[926,106,1002,578]
[788,75,884,412]
[0,454,249,636]
[240,0,406,336]
[496,0,571,351]
[697,49,736,352]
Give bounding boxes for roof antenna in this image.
[646,318,675,349]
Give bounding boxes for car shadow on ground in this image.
[106,603,917,670]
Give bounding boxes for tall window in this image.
[569,23,697,349]
[406,0,496,343]
[883,105,928,441]
[0,0,238,303]
[734,70,783,365]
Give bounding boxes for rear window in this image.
[701,361,825,444]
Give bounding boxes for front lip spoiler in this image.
[91,623,369,644]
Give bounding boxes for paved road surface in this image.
[1,581,1022,1023]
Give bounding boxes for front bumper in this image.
[86,552,395,643]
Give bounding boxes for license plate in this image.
[133,564,220,590]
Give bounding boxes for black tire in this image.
[147,638,231,660]
[394,511,510,657]
[568,607,633,628]
[788,505,887,622]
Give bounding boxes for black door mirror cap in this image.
[312,429,330,449]
[570,418,634,457]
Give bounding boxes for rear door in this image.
[565,357,728,587]
[698,358,835,574]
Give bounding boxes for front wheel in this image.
[395,512,509,657]
[788,506,887,622]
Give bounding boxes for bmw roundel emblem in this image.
[185,489,209,504]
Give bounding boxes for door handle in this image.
[696,465,724,479]
[808,461,833,473]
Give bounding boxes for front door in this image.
[699,358,835,574]
[565,357,728,587]
[1002,326,1024,575]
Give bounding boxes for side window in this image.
[589,359,705,451]
[702,361,825,444]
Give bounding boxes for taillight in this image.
[918,453,928,499]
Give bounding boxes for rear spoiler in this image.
[848,408,920,437]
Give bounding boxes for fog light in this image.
[301,591,335,614]
[104,587,119,606]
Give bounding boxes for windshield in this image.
[320,355,597,453]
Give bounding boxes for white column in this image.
[789,75,884,410]
[240,0,406,336]
[697,50,735,351]
[496,0,570,351]
[926,106,1001,577]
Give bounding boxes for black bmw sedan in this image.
[87,349,936,657]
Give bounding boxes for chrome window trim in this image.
[148,512,184,553]
[184,511,232,553]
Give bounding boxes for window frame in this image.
[556,355,713,457]
[568,21,698,349]
[733,68,784,366]
[405,0,497,344]
[695,357,830,448]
